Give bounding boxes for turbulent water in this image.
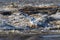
[0,0,60,40]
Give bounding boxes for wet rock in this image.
[0,11,12,16]
[19,5,58,15]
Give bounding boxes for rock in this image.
[50,12,60,19]
[19,5,58,15]
[0,11,12,16]
[0,4,60,32]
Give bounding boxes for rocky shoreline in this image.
[0,3,60,34]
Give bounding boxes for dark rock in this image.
[19,6,58,15]
[0,11,12,16]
